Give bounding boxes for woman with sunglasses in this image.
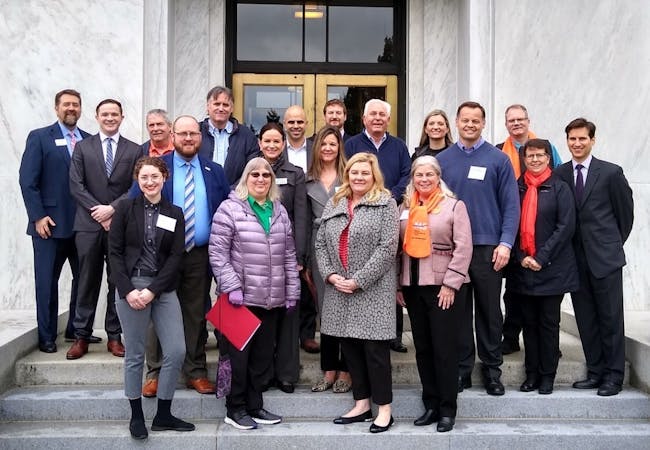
[209,157,300,430]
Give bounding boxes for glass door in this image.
[232,73,398,137]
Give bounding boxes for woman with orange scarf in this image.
[397,156,472,432]
[506,139,578,395]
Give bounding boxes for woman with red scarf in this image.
[397,156,472,433]
[506,139,579,395]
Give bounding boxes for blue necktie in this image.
[575,164,584,202]
[105,138,114,176]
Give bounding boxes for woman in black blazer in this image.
[109,157,193,440]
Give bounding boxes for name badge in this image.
[276,177,288,185]
[156,214,177,232]
[468,166,487,180]
[399,210,409,220]
[55,138,67,147]
[334,186,341,192]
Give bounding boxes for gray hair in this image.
[403,155,456,203]
[146,109,171,125]
[363,99,391,117]
[234,157,280,202]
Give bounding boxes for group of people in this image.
[19,87,634,439]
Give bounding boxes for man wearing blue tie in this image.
[19,89,92,353]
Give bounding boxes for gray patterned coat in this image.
[315,191,399,340]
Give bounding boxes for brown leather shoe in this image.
[142,378,158,398]
[301,338,321,354]
[187,377,216,394]
[107,340,125,357]
[66,339,88,360]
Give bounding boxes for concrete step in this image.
[1,418,650,450]
[15,330,627,387]
[2,385,649,422]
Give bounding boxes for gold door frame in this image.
[232,73,398,137]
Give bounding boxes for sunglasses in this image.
[250,171,272,179]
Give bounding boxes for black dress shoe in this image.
[538,378,554,395]
[39,341,57,353]
[485,378,505,396]
[458,376,472,393]
[436,416,455,432]
[65,335,102,344]
[390,342,408,353]
[597,381,622,397]
[572,378,601,389]
[519,376,540,392]
[414,409,439,426]
[276,380,295,393]
[129,418,148,440]
[151,415,195,432]
[501,340,520,355]
[369,416,394,433]
[333,410,372,424]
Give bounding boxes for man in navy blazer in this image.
[19,89,91,353]
[67,99,143,360]
[133,115,230,396]
[556,117,634,396]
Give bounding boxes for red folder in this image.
[206,293,261,351]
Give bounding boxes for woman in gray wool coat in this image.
[315,152,399,434]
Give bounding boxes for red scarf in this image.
[519,167,552,256]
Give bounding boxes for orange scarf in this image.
[519,167,552,257]
[502,131,537,179]
[403,187,445,258]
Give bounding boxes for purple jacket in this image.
[209,191,300,309]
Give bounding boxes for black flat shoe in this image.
[333,410,372,424]
[597,381,622,397]
[572,378,601,389]
[538,378,554,395]
[151,415,195,432]
[414,409,439,426]
[39,341,57,353]
[485,377,505,396]
[519,377,540,392]
[369,416,394,433]
[276,380,295,394]
[458,376,472,393]
[129,418,148,440]
[390,342,408,353]
[436,416,455,432]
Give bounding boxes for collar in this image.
[173,151,199,168]
[99,131,120,143]
[143,199,160,210]
[572,154,593,170]
[57,121,81,139]
[363,129,387,146]
[286,138,307,152]
[208,119,233,136]
[458,137,485,153]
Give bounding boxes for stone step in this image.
[2,385,649,422]
[15,330,627,387]
[1,418,650,450]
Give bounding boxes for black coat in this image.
[506,173,579,296]
[108,195,185,298]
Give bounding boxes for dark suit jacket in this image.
[108,196,185,298]
[19,122,90,238]
[556,157,634,278]
[69,133,142,232]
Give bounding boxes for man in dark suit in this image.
[556,117,634,397]
[19,89,94,353]
[67,99,143,360]
[138,115,230,396]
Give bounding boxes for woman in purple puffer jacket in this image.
[209,157,300,431]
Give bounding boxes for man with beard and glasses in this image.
[19,89,95,353]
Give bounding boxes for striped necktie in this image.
[184,162,196,252]
[105,137,114,176]
[68,132,77,155]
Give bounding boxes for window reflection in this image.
[328,86,386,136]
[328,7,393,63]
[243,85,303,136]
[237,4,302,61]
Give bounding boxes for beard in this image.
[62,112,79,127]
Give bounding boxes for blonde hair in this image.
[332,153,389,205]
[403,155,456,203]
[234,157,281,202]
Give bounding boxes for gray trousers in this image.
[115,276,185,399]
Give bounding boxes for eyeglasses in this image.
[138,174,162,182]
[525,153,549,160]
[174,131,201,139]
[249,171,272,179]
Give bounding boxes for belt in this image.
[132,268,158,277]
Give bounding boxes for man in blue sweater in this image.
[345,98,411,353]
[436,101,520,396]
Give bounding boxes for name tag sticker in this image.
[468,166,487,180]
[156,214,177,232]
[55,138,67,147]
[334,186,341,192]
[400,210,409,220]
[276,177,288,185]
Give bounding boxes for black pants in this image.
[274,307,299,383]
[340,338,392,405]
[73,230,120,340]
[320,333,348,372]
[502,289,523,345]
[519,293,562,378]
[299,276,317,341]
[457,245,504,380]
[404,285,462,417]
[221,307,280,413]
